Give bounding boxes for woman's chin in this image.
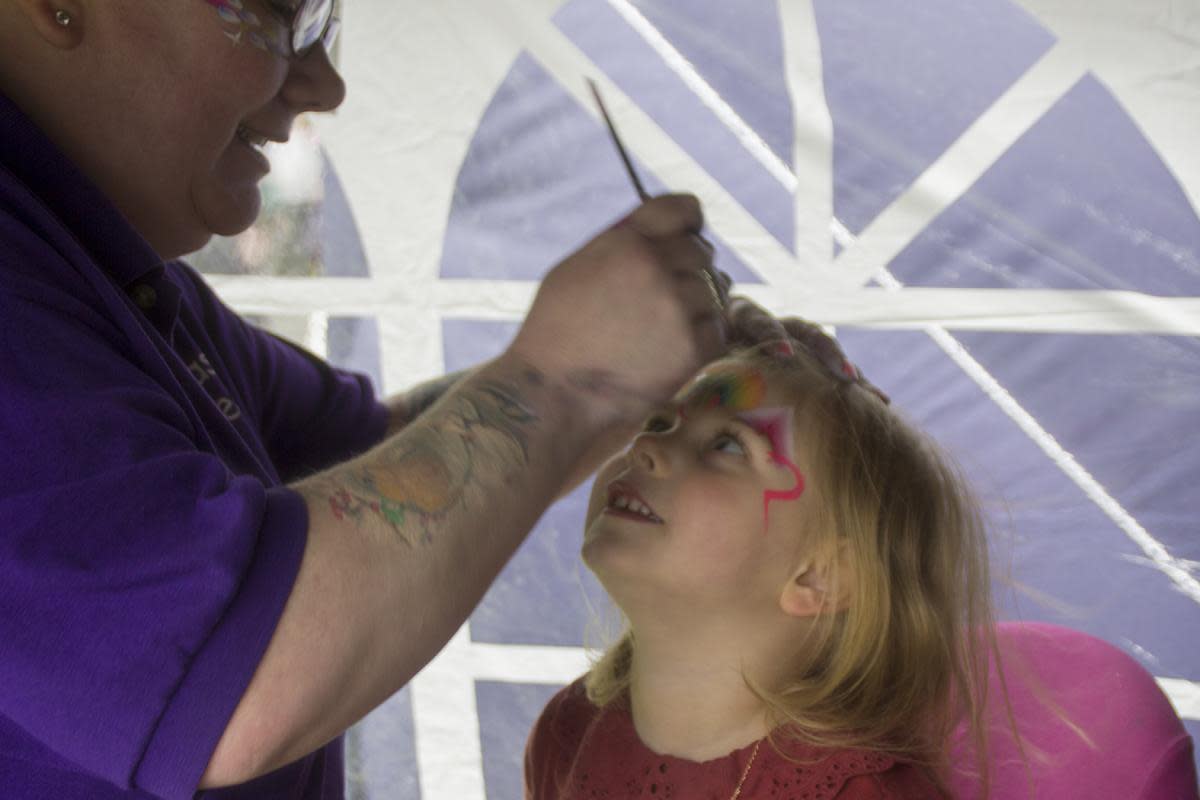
[206,188,262,237]
[191,170,264,240]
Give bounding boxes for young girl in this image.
[525,321,1000,799]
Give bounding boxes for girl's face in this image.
[59,0,345,257]
[583,356,815,619]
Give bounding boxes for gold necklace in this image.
[729,740,762,800]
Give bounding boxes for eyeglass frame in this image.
[203,0,340,61]
[273,0,341,59]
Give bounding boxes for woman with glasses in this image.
[0,1,727,797]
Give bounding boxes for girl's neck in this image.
[627,628,773,762]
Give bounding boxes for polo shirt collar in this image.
[0,90,164,289]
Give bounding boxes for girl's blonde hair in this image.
[584,342,1005,796]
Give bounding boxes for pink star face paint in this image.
[740,407,806,529]
[203,0,291,57]
[678,365,806,529]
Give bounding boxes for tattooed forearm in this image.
[310,376,539,548]
[385,369,472,436]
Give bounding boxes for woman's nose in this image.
[281,45,347,113]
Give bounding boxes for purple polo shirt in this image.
[0,93,389,798]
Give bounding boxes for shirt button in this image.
[131,284,157,310]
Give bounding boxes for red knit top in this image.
[525,680,940,800]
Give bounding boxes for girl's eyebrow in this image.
[734,408,797,458]
[669,403,779,452]
[731,415,775,449]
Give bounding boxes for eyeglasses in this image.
[205,0,340,60]
[282,0,341,58]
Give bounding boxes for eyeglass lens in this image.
[292,0,337,54]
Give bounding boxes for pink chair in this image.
[948,622,1198,799]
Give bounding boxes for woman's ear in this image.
[779,544,852,617]
[11,0,86,49]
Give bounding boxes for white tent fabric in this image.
[203,1,1199,796]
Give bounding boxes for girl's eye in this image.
[711,432,746,455]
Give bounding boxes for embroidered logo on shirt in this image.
[187,352,243,421]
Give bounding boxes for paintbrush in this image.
[587,78,650,202]
[586,79,726,307]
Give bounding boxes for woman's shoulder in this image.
[756,738,941,800]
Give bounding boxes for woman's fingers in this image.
[507,193,724,429]
[625,193,704,238]
[725,296,787,348]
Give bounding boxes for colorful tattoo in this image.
[314,378,537,547]
[680,366,767,414]
[740,407,806,528]
[387,369,471,436]
[203,0,290,57]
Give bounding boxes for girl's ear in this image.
[779,544,852,617]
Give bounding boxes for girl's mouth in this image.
[605,482,663,523]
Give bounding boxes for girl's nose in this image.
[282,45,347,113]
[629,434,671,475]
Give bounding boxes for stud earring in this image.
[54,9,72,26]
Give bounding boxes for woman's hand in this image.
[508,194,726,433]
[723,296,890,404]
[725,295,789,349]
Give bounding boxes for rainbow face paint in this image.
[740,407,806,528]
[203,0,291,57]
[679,366,767,414]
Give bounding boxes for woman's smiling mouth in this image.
[235,124,271,150]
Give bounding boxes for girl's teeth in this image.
[609,492,659,520]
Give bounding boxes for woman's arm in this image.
[383,368,473,437]
[201,353,591,784]
[199,194,725,786]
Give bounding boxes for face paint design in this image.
[679,366,805,528]
[740,407,806,529]
[204,0,291,57]
[679,366,767,414]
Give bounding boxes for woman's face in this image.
[62,0,345,257]
[582,355,815,621]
